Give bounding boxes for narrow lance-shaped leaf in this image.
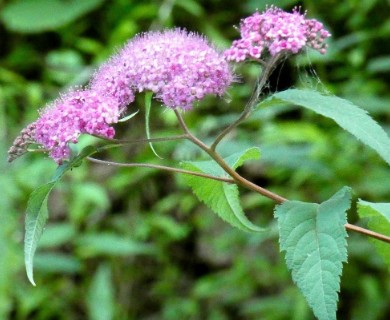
[271,89,390,166]
[25,183,55,286]
[181,147,264,232]
[144,91,162,159]
[118,109,139,122]
[274,187,351,320]
[87,264,114,320]
[24,145,99,285]
[357,200,390,270]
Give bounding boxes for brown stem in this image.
[345,223,390,244]
[175,110,390,245]
[175,110,286,203]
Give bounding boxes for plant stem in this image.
[345,223,390,243]
[86,157,235,184]
[94,134,189,145]
[175,110,286,202]
[174,110,390,244]
[211,54,283,151]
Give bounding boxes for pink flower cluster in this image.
[8,29,232,163]
[33,90,121,162]
[224,6,331,62]
[91,29,232,110]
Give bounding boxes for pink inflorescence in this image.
[33,89,122,163]
[9,29,232,163]
[91,29,233,110]
[224,6,331,62]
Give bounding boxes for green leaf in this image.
[87,264,114,320]
[33,253,82,274]
[118,109,139,122]
[357,200,390,270]
[189,147,261,177]
[367,56,390,74]
[0,0,104,33]
[24,145,99,285]
[175,0,204,16]
[24,182,55,286]
[69,145,99,168]
[38,223,77,249]
[274,187,351,320]
[144,91,162,158]
[357,201,390,221]
[181,147,264,232]
[271,89,390,166]
[227,147,261,171]
[76,233,156,257]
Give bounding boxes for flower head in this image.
[91,29,233,110]
[224,6,331,62]
[8,89,123,164]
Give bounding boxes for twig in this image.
[174,110,390,245]
[211,54,283,151]
[86,157,235,184]
[175,110,286,203]
[345,223,390,244]
[93,134,189,145]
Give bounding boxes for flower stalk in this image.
[211,53,284,151]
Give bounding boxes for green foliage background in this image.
[1,0,390,319]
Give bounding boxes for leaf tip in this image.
[26,268,36,286]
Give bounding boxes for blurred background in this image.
[1,0,390,319]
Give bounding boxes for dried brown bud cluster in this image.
[7,122,37,162]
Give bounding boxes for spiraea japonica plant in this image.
[7,6,390,320]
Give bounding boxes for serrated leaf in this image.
[24,145,99,285]
[228,147,261,171]
[274,187,351,320]
[271,89,390,166]
[188,147,261,177]
[0,0,104,33]
[357,200,390,270]
[181,147,264,232]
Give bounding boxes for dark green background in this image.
[1,0,389,319]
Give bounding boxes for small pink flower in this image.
[224,6,331,62]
